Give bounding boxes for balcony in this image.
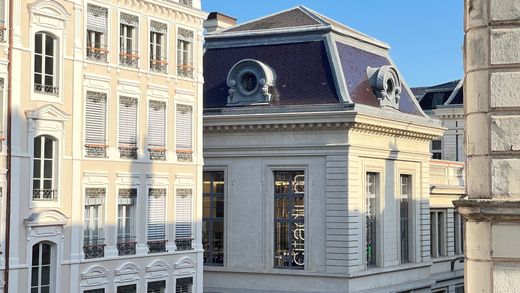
[176,150,193,162]
[83,238,105,259]
[150,58,168,73]
[86,45,109,63]
[34,83,59,96]
[148,147,167,161]
[430,160,466,199]
[85,144,108,158]
[33,189,57,201]
[177,63,194,78]
[119,50,139,68]
[175,238,193,251]
[119,145,138,159]
[147,239,167,253]
[117,236,137,256]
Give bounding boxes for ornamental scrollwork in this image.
[86,91,107,103]
[150,20,167,33]
[120,13,138,26]
[176,188,192,198]
[149,188,166,198]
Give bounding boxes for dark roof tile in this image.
[226,8,322,32]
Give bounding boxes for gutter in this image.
[4,0,13,291]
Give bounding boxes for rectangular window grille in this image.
[117,284,137,293]
[203,171,224,265]
[85,91,108,158]
[150,20,168,73]
[177,28,194,78]
[118,96,138,159]
[366,172,378,267]
[148,100,166,160]
[148,188,166,253]
[147,280,166,293]
[175,277,193,293]
[176,104,193,162]
[84,188,105,259]
[86,4,108,62]
[400,174,411,264]
[120,13,139,67]
[274,171,305,269]
[175,188,193,251]
[430,210,446,258]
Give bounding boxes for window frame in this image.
[119,10,140,68]
[33,31,59,97]
[84,90,109,158]
[430,209,447,258]
[147,279,167,293]
[85,3,109,63]
[203,170,225,266]
[398,174,412,264]
[116,283,137,293]
[365,171,379,268]
[32,135,58,201]
[176,27,194,79]
[175,103,194,162]
[117,95,139,159]
[149,18,168,74]
[431,139,443,160]
[30,242,56,293]
[83,187,107,259]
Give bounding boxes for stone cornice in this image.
[454,199,520,222]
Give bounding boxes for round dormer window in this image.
[238,71,259,95]
[386,79,394,96]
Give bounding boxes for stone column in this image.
[455,0,520,292]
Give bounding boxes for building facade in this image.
[202,7,465,293]
[1,0,206,292]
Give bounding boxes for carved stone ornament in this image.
[227,59,276,106]
[149,188,166,198]
[120,96,137,107]
[121,12,138,26]
[119,188,137,198]
[85,188,106,198]
[367,65,402,110]
[177,104,192,114]
[87,4,107,17]
[87,91,107,103]
[177,188,192,198]
[178,28,194,41]
[150,100,166,111]
[150,20,167,33]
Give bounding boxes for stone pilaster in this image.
[455,0,520,292]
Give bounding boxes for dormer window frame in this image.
[226,59,276,106]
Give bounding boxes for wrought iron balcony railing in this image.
[34,83,59,96]
[120,50,139,68]
[117,236,137,256]
[83,238,106,259]
[86,45,109,62]
[119,145,138,159]
[33,189,58,201]
[148,147,167,161]
[177,63,194,78]
[150,58,168,73]
[147,239,167,253]
[85,144,108,158]
[176,150,193,162]
[175,238,193,251]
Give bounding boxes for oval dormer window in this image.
[226,59,276,106]
[367,65,402,110]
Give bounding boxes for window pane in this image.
[43,180,52,190]
[275,197,289,219]
[45,35,54,56]
[274,172,289,194]
[215,197,224,218]
[34,137,42,157]
[274,222,289,267]
[44,160,52,178]
[41,266,50,285]
[34,73,42,85]
[41,243,51,265]
[45,57,54,75]
[35,33,42,54]
[212,221,224,264]
[44,75,53,87]
[34,55,42,74]
[31,267,39,286]
[33,160,41,178]
[203,196,210,217]
[44,138,53,158]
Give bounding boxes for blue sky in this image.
[201,1,464,87]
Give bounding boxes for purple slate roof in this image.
[225,8,323,32]
[335,42,422,116]
[203,41,340,108]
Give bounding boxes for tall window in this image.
[366,172,378,267]
[34,32,58,95]
[177,28,193,78]
[399,175,412,264]
[31,242,53,293]
[117,188,137,256]
[148,100,166,160]
[430,210,446,258]
[274,171,305,269]
[120,13,139,67]
[148,280,166,293]
[118,97,138,159]
[454,212,464,255]
[148,188,166,253]
[85,91,108,158]
[150,20,168,73]
[86,4,108,62]
[176,104,193,162]
[85,289,105,293]
[117,285,136,293]
[175,189,193,251]
[175,277,193,293]
[84,188,105,259]
[432,139,442,160]
[203,171,224,265]
[33,135,57,201]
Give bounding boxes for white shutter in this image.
[176,104,192,150]
[118,97,138,145]
[148,101,166,147]
[148,189,166,241]
[175,189,192,238]
[87,4,108,33]
[85,91,107,145]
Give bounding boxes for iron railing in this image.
[175,238,193,251]
[117,236,137,256]
[85,144,108,158]
[177,63,194,78]
[86,45,109,62]
[148,147,167,161]
[34,84,59,96]
[118,146,138,159]
[150,58,168,73]
[32,189,58,201]
[83,238,105,259]
[120,50,139,68]
[147,239,167,253]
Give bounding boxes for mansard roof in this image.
[225,7,324,32]
[415,79,463,110]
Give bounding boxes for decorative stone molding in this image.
[29,0,71,22]
[115,262,140,276]
[367,65,402,109]
[178,28,194,41]
[120,12,138,26]
[175,256,196,269]
[226,59,276,105]
[454,199,520,222]
[81,265,108,282]
[151,20,167,33]
[24,210,69,227]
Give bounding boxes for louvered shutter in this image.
[176,104,192,150]
[85,92,107,145]
[148,101,166,147]
[87,4,107,33]
[148,189,166,241]
[118,97,137,145]
[175,189,192,238]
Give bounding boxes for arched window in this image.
[33,135,57,201]
[31,242,54,293]
[34,32,59,95]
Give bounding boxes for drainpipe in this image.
[4,0,13,292]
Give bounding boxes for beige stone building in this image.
[0,0,206,292]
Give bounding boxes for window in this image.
[148,188,166,253]
[117,285,136,293]
[117,189,137,256]
[175,189,193,251]
[432,139,442,160]
[432,93,445,108]
[33,135,57,201]
[399,174,411,264]
[86,4,108,62]
[177,28,193,78]
[34,32,58,95]
[454,212,465,255]
[430,210,446,258]
[147,280,166,293]
[274,171,305,269]
[31,242,54,293]
[0,0,6,42]
[203,171,224,265]
[85,91,108,158]
[85,289,105,293]
[176,104,193,162]
[175,277,193,293]
[118,97,138,159]
[148,100,166,160]
[455,285,464,293]
[366,172,378,267]
[432,289,448,293]
[150,21,167,73]
[120,13,139,67]
[84,188,105,259]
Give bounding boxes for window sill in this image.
[431,255,464,264]
[348,262,431,278]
